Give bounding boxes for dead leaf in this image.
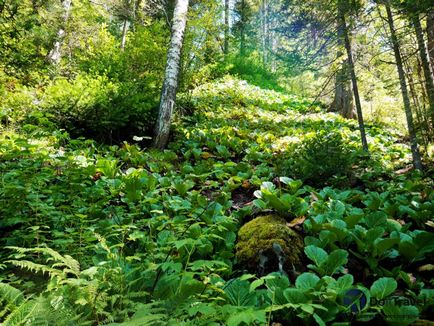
[242,180,251,189]
[395,166,413,175]
[287,216,306,228]
[418,264,434,272]
[201,152,215,159]
[425,221,434,228]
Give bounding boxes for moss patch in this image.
[235,215,304,274]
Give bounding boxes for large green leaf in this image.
[375,238,399,256]
[283,288,309,304]
[398,241,418,260]
[382,304,419,326]
[224,279,257,306]
[322,249,348,275]
[364,212,388,228]
[305,245,328,266]
[227,308,266,326]
[295,273,320,290]
[334,274,354,291]
[370,277,397,300]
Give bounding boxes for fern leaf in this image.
[0,283,24,306]
[3,296,45,326]
[0,283,25,320]
[5,260,61,278]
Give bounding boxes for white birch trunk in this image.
[48,0,72,65]
[121,19,129,51]
[153,0,189,149]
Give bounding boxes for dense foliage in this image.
[1,77,433,325]
[1,0,433,325]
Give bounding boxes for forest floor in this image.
[1,76,433,325]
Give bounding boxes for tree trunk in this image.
[224,0,229,55]
[412,13,434,129]
[153,0,189,149]
[331,65,355,119]
[121,19,129,50]
[415,54,434,141]
[330,14,356,120]
[261,0,268,66]
[47,0,72,65]
[404,59,430,147]
[339,4,369,152]
[265,1,270,66]
[270,17,277,72]
[427,9,434,76]
[240,0,245,56]
[384,1,423,171]
[237,0,246,56]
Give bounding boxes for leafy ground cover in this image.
[1,76,433,325]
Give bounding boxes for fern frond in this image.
[5,246,80,277]
[0,283,24,306]
[2,294,78,326]
[0,283,25,320]
[3,296,45,326]
[124,291,149,300]
[5,260,62,278]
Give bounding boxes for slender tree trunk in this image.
[153,0,189,149]
[240,25,245,56]
[404,59,429,147]
[270,16,278,72]
[416,54,429,113]
[224,0,229,55]
[265,1,270,65]
[132,0,138,31]
[339,4,369,152]
[384,1,423,170]
[121,19,129,50]
[427,9,434,76]
[48,0,72,65]
[415,54,434,141]
[261,0,268,66]
[412,13,434,128]
[240,0,245,56]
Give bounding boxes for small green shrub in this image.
[280,131,353,186]
[40,74,156,143]
[221,54,284,92]
[0,87,35,125]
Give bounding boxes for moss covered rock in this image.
[235,215,304,275]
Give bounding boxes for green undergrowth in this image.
[1,76,433,325]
